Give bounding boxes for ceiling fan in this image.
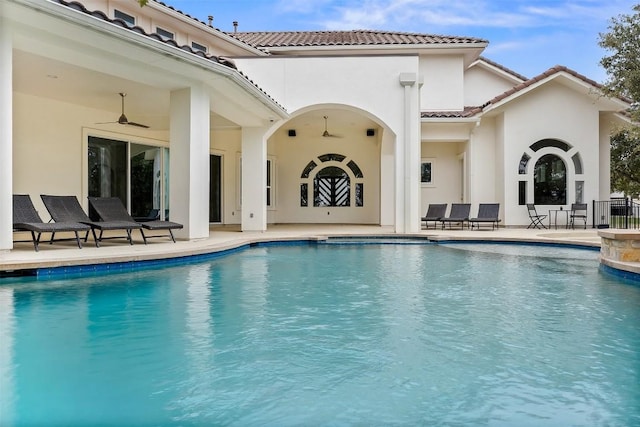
[322,115,341,138]
[97,93,149,128]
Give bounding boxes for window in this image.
[300,183,308,207]
[236,156,276,208]
[266,158,274,207]
[534,154,566,205]
[114,9,135,26]
[530,139,571,152]
[518,153,530,174]
[575,181,584,204]
[156,27,174,40]
[571,153,583,175]
[191,41,207,53]
[518,181,527,205]
[421,159,434,186]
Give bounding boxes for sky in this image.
[161,0,638,83]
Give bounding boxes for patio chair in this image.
[13,194,91,251]
[421,203,447,229]
[526,203,547,229]
[469,203,502,230]
[440,203,471,229]
[88,197,183,243]
[569,203,588,229]
[41,194,142,247]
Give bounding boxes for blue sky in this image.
[163,0,637,83]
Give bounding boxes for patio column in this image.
[241,126,268,232]
[599,119,612,200]
[169,86,210,240]
[0,17,12,251]
[399,73,421,234]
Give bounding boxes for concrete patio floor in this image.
[1,225,603,273]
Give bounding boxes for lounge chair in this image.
[440,203,471,229]
[88,197,183,243]
[41,194,142,247]
[569,203,588,229]
[469,203,502,230]
[421,204,447,229]
[13,194,91,251]
[526,203,547,229]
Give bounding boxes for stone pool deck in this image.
[1,225,613,275]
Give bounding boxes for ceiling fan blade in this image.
[96,93,150,128]
[126,121,150,128]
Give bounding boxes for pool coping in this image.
[2,226,638,283]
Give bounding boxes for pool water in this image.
[1,243,639,426]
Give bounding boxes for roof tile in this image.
[53,0,285,109]
[423,66,629,119]
[229,30,487,48]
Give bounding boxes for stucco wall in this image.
[269,125,382,224]
[13,92,171,218]
[500,81,600,226]
[464,65,519,107]
[468,118,499,205]
[234,55,419,226]
[13,94,85,218]
[420,55,464,111]
[420,141,465,214]
[210,128,241,224]
[234,56,416,130]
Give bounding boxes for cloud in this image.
[286,0,635,33]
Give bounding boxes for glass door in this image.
[209,154,222,223]
[130,143,162,220]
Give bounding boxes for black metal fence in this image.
[592,197,640,229]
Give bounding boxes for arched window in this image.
[534,154,566,205]
[314,166,350,207]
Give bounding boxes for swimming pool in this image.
[0,242,638,426]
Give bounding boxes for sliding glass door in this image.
[88,136,169,220]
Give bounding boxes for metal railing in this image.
[592,197,640,229]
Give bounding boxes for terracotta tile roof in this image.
[485,65,606,107]
[423,66,629,119]
[477,56,528,82]
[229,30,487,48]
[151,1,262,53]
[53,0,287,110]
[421,106,484,119]
[57,0,237,68]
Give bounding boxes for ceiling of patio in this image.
[13,50,238,131]
[14,50,380,135]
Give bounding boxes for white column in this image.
[0,16,12,250]
[241,126,267,232]
[399,73,421,233]
[379,131,396,227]
[598,119,612,200]
[169,86,210,240]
